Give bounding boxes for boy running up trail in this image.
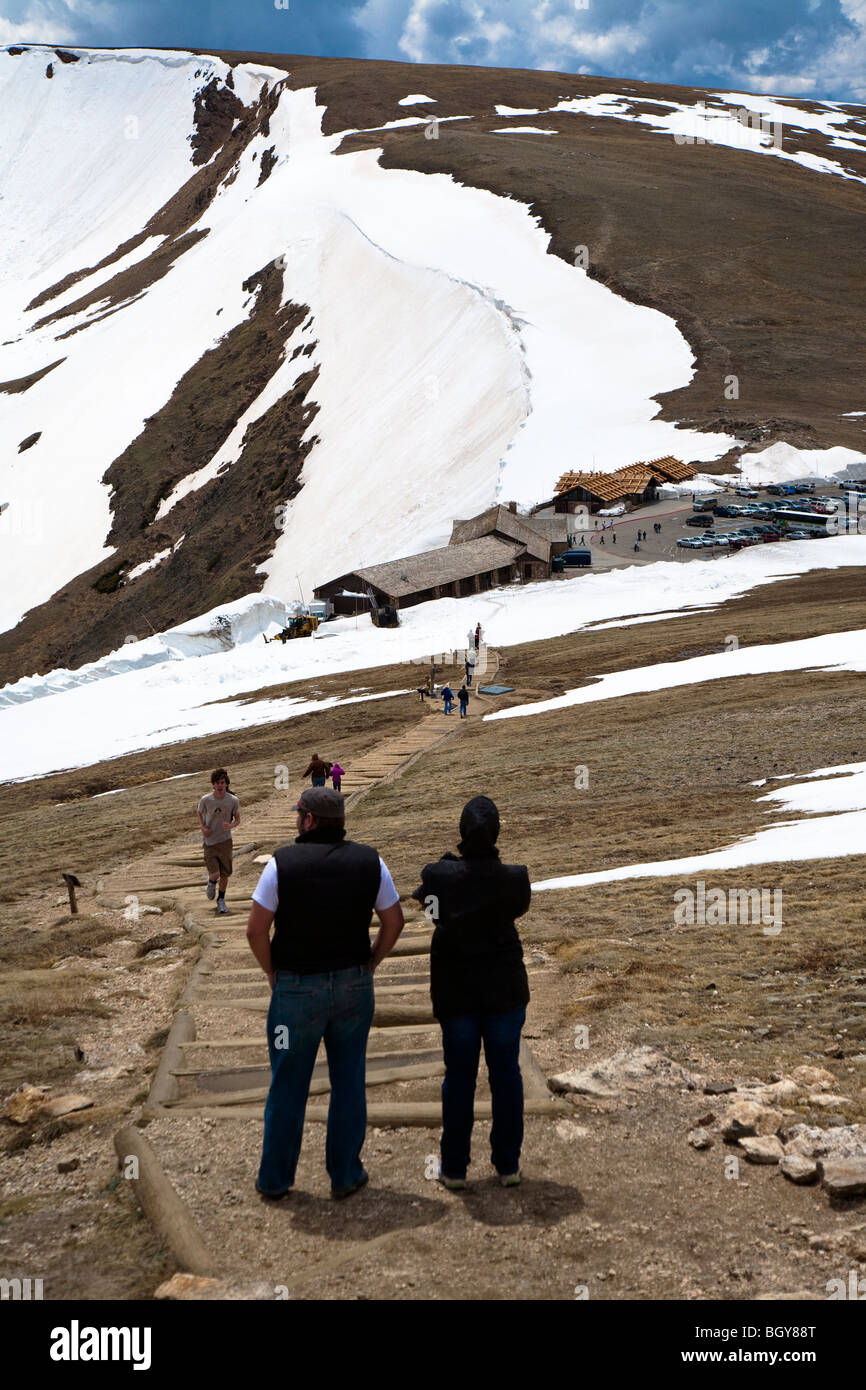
[198,768,240,914]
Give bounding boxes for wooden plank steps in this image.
[103,659,567,1162]
[168,1058,447,1109]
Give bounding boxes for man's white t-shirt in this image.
[252,855,399,915]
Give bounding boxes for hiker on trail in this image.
[412,796,531,1191]
[474,623,482,651]
[198,768,240,915]
[247,787,404,1200]
[612,530,616,544]
[600,534,605,545]
[634,542,640,552]
[457,684,469,718]
[466,649,477,686]
[441,684,454,715]
[303,753,332,787]
[331,761,345,792]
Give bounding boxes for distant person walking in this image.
[474,623,482,651]
[441,684,454,715]
[331,761,345,792]
[612,530,616,544]
[198,768,240,915]
[634,542,640,552]
[457,684,470,718]
[466,650,476,686]
[303,753,332,788]
[412,797,531,1190]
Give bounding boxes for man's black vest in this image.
[272,829,381,974]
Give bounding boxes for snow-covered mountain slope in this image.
[1,46,864,684]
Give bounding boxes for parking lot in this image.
[562,474,866,570]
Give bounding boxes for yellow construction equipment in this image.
[263,614,319,644]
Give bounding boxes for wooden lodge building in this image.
[314,503,569,615]
[547,456,697,514]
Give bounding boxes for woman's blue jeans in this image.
[439,1006,526,1179]
[257,965,374,1195]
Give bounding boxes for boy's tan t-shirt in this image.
[198,792,239,845]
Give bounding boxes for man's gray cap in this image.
[295,787,345,817]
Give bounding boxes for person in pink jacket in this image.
[330,761,345,792]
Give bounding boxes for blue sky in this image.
[1,1,864,101]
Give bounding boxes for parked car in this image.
[692,497,718,512]
[713,504,740,517]
[686,514,713,526]
[735,487,758,497]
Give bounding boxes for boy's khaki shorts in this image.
[203,839,233,877]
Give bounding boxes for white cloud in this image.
[357,0,866,103]
[0,0,117,45]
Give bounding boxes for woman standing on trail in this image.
[412,797,531,1190]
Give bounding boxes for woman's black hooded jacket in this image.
[412,797,531,1019]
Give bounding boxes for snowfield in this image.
[2,537,865,783]
[533,758,866,892]
[0,46,747,638]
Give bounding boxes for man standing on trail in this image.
[303,752,331,787]
[246,787,404,1199]
[198,768,240,915]
[457,684,470,718]
[466,650,476,686]
[441,683,454,715]
[474,623,482,651]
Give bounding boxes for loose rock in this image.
[688,1128,713,1150]
[791,1065,836,1090]
[740,1135,784,1164]
[154,1274,277,1300]
[4,1083,49,1124]
[820,1158,866,1197]
[721,1100,783,1142]
[780,1154,818,1185]
[43,1094,94,1118]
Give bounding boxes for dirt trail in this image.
[91,651,575,1291]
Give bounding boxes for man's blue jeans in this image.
[439,1006,526,1179]
[257,965,374,1195]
